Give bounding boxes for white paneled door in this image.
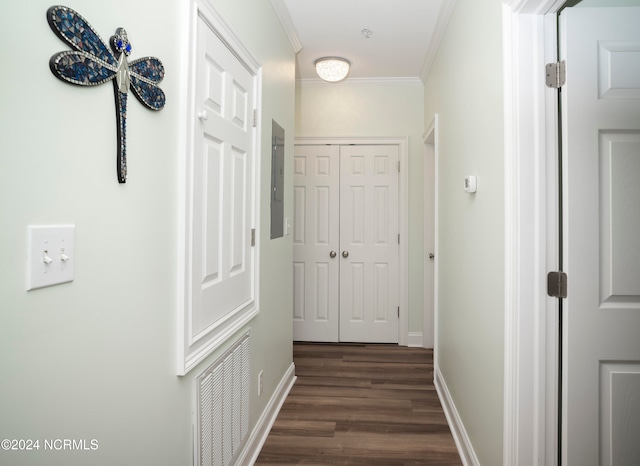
[561,7,640,465]
[292,145,340,342]
[191,14,256,338]
[293,145,399,343]
[339,145,399,342]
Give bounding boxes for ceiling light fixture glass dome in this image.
[315,57,350,82]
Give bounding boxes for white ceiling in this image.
[272,0,455,82]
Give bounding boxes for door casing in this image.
[177,0,262,376]
[503,0,565,464]
[423,116,438,351]
[294,136,410,346]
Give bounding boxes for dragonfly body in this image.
[47,6,165,183]
[113,29,132,93]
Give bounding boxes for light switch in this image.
[27,225,75,291]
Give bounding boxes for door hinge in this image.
[398,234,400,245]
[251,228,256,247]
[398,306,400,318]
[253,109,257,127]
[547,271,567,298]
[545,61,566,89]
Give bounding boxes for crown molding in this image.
[420,0,457,83]
[270,0,303,53]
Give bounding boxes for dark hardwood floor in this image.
[255,343,462,465]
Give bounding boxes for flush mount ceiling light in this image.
[315,57,350,82]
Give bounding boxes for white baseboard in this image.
[236,363,296,465]
[407,332,424,347]
[434,364,480,466]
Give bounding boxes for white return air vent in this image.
[196,331,251,466]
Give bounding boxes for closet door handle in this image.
[342,251,349,258]
[329,251,337,258]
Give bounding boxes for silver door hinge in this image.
[253,109,257,127]
[545,61,566,89]
[251,228,256,247]
[547,271,567,298]
[398,306,400,318]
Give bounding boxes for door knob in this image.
[428,253,435,260]
[342,251,349,258]
[197,110,208,121]
[329,251,337,258]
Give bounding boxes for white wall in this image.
[295,80,425,335]
[423,0,505,464]
[0,1,295,464]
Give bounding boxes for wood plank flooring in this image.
[255,343,462,465]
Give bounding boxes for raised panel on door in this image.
[561,8,640,465]
[292,145,340,342]
[339,145,399,343]
[191,14,255,338]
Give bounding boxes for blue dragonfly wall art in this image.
[47,5,166,183]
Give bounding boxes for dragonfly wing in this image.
[129,57,166,111]
[130,77,166,111]
[47,6,117,67]
[129,57,165,83]
[50,51,116,86]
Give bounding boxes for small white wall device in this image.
[464,176,477,193]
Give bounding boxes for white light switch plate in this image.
[27,225,75,291]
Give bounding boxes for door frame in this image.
[294,136,410,346]
[177,0,263,376]
[423,116,438,351]
[502,1,564,464]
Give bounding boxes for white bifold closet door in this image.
[293,144,399,343]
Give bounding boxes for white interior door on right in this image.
[338,145,399,343]
[560,7,640,466]
[293,144,399,343]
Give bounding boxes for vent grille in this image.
[197,331,251,466]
